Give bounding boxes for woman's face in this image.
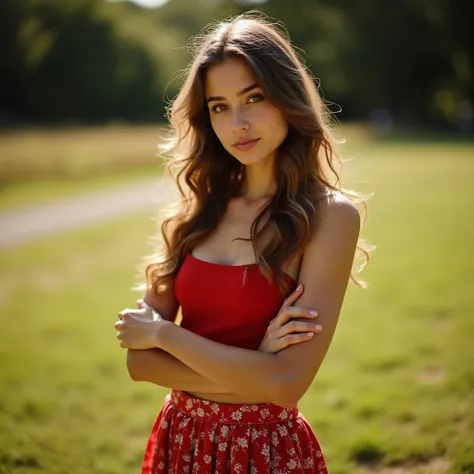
[204,56,289,166]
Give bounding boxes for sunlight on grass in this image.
[0,125,166,210]
[0,131,473,473]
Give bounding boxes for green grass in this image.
[0,133,473,473]
[0,164,164,210]
[0,125,166,210]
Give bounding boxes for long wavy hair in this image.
[145,13,371,295]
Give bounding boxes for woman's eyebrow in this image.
[206,83,260,103]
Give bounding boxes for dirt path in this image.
[0,178,176,249]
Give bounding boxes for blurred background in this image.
[0,1,473,473]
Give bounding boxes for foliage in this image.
[0,0,472,126]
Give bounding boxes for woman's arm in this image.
[153,197,360,407]
[126,287,320,394]
[127,286,237,394]
[126,349,233,393]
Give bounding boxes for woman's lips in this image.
[233,138,260,151]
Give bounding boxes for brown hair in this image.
[145,13,372,294]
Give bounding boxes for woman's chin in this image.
[230,151,274,167]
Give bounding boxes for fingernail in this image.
[297,284,303,291]
[310,310,318,316]
[306,332,314,337]
[314,324,323,330]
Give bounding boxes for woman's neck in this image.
[239,160,276,202]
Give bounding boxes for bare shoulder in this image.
[315,190,361,237]
[295,188,361,283]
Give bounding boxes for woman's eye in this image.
[209,94,263,113]
[211,104,227,113]
[247,93,264,104]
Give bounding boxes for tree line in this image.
[1,0,472,128]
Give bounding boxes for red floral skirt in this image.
[142,390,328,473]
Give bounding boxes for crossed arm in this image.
[126,285,231,394]
[126,198,360,407]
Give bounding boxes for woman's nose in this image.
[232,110,249,133]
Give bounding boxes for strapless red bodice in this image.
[174,253,296,350]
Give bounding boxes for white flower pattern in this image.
[141,390,328,474]
[231,410,243,421]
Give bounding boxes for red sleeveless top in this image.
[174,253,297,350]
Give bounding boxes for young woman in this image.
[114,13,369,474]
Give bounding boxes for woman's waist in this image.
[168,389,298,424]
[183,390,269,405]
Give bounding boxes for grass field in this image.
[0,130,473,473]
[0,126,165,210]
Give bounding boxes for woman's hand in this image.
[114,302,165,350]
[259,284,322,354]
